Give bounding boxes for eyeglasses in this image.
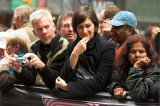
[62,24,72,29]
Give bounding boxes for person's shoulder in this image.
[28,39,39,47]
[95,33,113,46]
[22,23,32,29]
[58,35,69,47]
[98,37,115,49]
[27,40,40,53]
[59,36,69,44]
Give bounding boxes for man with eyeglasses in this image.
[57,11,77,42]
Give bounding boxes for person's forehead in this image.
[113,25,128,29]
[34,17,52,26]
[62,17,72,23]
[99,10,105,20]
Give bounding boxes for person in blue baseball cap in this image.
[105,11,138,60]
[107,11,137,28]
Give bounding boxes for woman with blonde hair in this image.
[0,30,30,92]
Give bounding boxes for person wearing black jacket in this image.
[109,35,160,102]
[10,9,68,89]
[55,6,115,98]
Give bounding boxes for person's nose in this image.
[68,25,73,31]
[42,28,48,34]
[83,27,87,33]
[135,51,140,57]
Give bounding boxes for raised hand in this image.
[4,50,14,64]
[70,37,89,69]
[133,57,151,69]
[72,37,89,56]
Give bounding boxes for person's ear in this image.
[16,44,20,50]
[56,27,61,34]
[17,16,22,22]
[109,18,113,20]
[32,30,38,37]
[52,23,56,32]
[129,28,134,34]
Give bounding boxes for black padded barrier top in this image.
[0,84,159,106]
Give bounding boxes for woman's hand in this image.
[72,37,89,56]
[114,87,125,99]
[70,37,89,69]
[133,57,151,69]
[56,77,68,91]
[10,54,22,74]
[4,50,14,64]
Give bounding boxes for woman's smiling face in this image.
[76,18,95,40]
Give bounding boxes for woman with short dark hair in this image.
[55,6,115,98]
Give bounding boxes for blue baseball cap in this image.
[105,11,137,28]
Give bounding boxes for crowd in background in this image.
[0,4,159,103]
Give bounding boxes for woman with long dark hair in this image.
[109,35,160,102]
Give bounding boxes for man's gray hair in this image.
[30,9,53,27]
[14,5,33,23]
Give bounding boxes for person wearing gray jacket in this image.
[109,35,160,102]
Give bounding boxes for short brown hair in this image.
[57,11,74,29]
[14,5,33,23]
[72,6,98,34]
[104,5,121,19]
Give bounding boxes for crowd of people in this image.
[0,4,159,103]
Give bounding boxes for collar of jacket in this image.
[31,33,61,55]
[21,23,31,28]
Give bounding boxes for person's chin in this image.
[44,40,51,44]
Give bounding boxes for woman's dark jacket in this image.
[0,64,16,92]
[60,32,115,98]
[109,65,160,102]
[150,79,160,100]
